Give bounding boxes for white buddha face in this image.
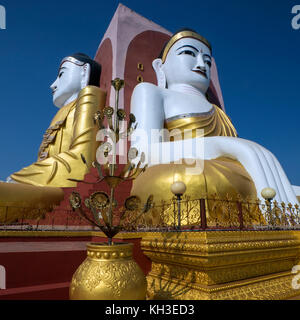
[161,38,212,93]
[50,60,90,108]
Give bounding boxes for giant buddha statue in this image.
[0,53,106,223]
[130,29,299,208]
[8,53,106,187]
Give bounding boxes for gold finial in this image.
[111,78,125,91]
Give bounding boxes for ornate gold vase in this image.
[69,242,147,300]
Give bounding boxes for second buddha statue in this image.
[9,53,106,187]
[130,29,299,209]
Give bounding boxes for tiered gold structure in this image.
[142,231,300,300]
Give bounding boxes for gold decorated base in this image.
[141,231,300,300]
[69,242,147,300]
[0,182,64,223]
[147,269,299,300]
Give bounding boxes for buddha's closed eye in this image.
[178,50,196,57]
[205,60,212,67]
[59,71,64,78]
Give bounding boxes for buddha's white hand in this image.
[142,136,298,205]
[202,136,298,205]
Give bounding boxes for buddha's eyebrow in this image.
[57,67,66,75]
[203,54,211,60]
[176,45,199,52]
[57,67,67,76]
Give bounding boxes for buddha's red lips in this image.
[192,70,207,78]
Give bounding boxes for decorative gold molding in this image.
[142,231,300,300]
[147,271,300,300]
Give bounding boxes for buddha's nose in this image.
[195,65,206,72]
[50,80,57,92]
[196,54,206,70]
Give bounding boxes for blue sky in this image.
[0,0,299,185]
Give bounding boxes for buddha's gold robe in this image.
[0,86,106,223]
[131,105,261,226]
[166,105,237,138]
[11,86,106,187]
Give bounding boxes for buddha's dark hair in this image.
[158,28,211,59]
[70,53,101,87]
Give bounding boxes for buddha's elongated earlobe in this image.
[81,63,91,89]
[152,58,166,88]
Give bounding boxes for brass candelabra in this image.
[69,78,152,244]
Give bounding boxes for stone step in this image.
[0,281,69,300]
